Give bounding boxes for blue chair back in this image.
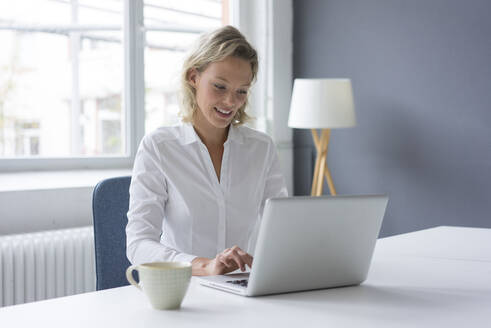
[92,176,132,290]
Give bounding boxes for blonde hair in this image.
[179,25,258,125]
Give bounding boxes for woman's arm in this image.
[260,140,289,213]
[126,134,197,265]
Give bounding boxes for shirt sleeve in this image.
[247,138,289,255]
[260,138,289,216]
[126,135,197,265]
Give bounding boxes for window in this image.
[0,0,125,158]
[0,0,292,192]
[0,0,227,170]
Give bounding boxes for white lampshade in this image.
[288,78,356,129]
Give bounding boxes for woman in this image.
[126,25,287,276]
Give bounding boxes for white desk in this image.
[1,226,490,327]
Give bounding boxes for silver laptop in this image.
[199,195,388,296]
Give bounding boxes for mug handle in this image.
[126,265,141,290]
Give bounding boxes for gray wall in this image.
[293,0,491,237]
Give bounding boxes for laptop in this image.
[199,194,388,296]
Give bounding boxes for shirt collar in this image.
[181,122,198,145]
[227,123,245,145]
[181,122,244,145]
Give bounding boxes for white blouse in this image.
[126,122,288,265]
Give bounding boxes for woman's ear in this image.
[187,68,199,88]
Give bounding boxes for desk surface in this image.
[1,226,490,327]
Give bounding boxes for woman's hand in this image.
[192,245,253,276]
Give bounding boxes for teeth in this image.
[215,107,232,114]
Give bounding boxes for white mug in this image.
[126,262,192,310]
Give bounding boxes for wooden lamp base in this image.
[311,129,337,196]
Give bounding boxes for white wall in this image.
[0,170,130,235]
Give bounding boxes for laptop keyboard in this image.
[226,279,248,287]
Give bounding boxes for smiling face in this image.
[188,56,252,132]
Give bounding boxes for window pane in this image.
[0,0,124,158]
[144,0,225,133]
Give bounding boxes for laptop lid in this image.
[246,195,388,296]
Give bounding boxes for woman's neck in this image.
[192,114,229,148]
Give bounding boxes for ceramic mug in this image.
[126,262,192,310]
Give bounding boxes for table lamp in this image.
[288,78,356,196]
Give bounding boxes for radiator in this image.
[0,226,96,307]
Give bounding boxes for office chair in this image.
[92,176,132,290]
